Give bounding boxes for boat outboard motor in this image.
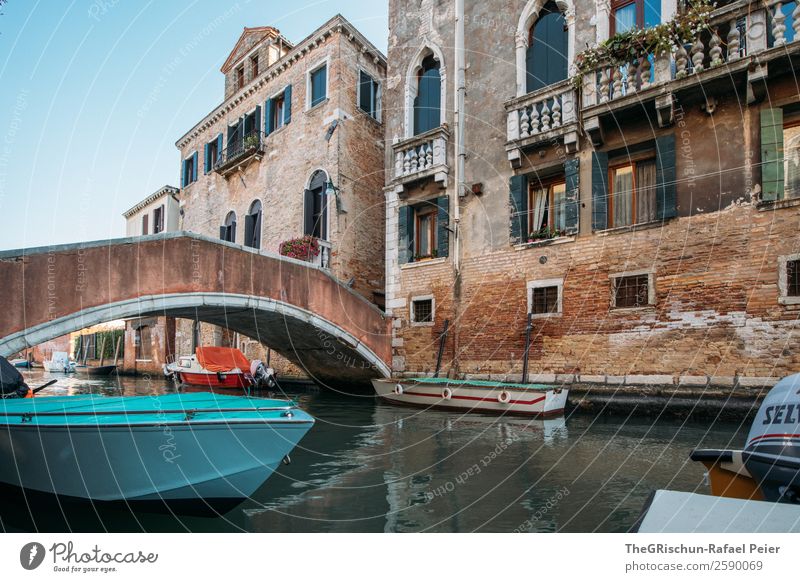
[251,360,277,389]
[0,355,30,399]
[743,373,800,503]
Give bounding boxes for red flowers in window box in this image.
[279,235,321,261]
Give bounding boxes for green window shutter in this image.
[216,133,223,163]
[284,85,292,125]
[509,174,528,244]
[203,142,211,174]
[181,159,187,188]
[591,151,609,231]
[563,158,580,234]
[398,205,414,264]
[761,108,784,202]
[436,196,449,258]
[655,133,677,219]
[191,152,198,183]
[265,99,274,136]
[254,105,261,136]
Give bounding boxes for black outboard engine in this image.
[0,355,30,399]
[743,373,800,503]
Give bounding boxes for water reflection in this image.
[0,371,748,533]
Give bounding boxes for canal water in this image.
[1,371,751,533]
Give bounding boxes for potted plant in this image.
[243,134,260,150]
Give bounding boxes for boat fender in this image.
[497,390,511,404]
[394,384,404,395]
[216,372,225,383]
[282,455,291,466]
[442,387,453,400]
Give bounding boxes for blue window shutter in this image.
[655,134,677,219]
[204,142,210,174]
[509,174,528,244]
[216,133,223,163]
[398,205,414,264]
[564,158,580,234]
[284,85,292,125]
[436,196,449,258]
[265,99,274,136]
[191,151,198,183]
[591,151,609,231]
[253,105,261,136]
[181,159,187,188]
[761,108,784,201]
[311,66,327,106]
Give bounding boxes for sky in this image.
[0,0,388,251]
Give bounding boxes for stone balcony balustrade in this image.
[505,79,579,168]
[389,125,449,193]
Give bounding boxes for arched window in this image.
[303,171,328,240]
[221,211,237,243]
[414,55,441,136]
[526,1,568,93]
[244,200,262,249]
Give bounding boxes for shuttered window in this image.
[761,108,784,201]
[310,65,327,108]
[414,55,441,135]
[526,1,568,93]
[181,153,198,187]
[359,71,380,120]
[398,197,449,263]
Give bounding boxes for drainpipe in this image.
[453,0,466,274]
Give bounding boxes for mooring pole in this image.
[521,312,533,383]
[434,319,450,378]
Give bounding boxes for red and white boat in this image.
[371,377,568,417]
[165,347,268,389]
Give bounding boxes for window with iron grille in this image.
[788,260,800,296]
[613,274,651,309]
[531,286,559,315]
[412,298,434,324]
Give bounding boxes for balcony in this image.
[389,126,449,193]
[214,131,266,177]
[579,0,800,144]
[310,239,332,270]
[505,80,579,168]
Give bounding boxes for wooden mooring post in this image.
[433,319,450,378]
[521,312,533,383]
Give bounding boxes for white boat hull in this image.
[0,421,309,501]
[372,379,568,416]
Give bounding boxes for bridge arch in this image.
[0,233,391,389]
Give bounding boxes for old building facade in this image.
[385,0,800,390]
[174,16,386,376]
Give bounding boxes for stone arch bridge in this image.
[0,233,391,389]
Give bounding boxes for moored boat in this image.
[43,352,76,374]
[372,377,568,416]
[165,347,276,389]
[690,373,800,503]
[0,392,314,505]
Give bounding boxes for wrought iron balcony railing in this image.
[214,131,266,176]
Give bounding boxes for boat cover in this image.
[0,356,27,397]
[195,347,250,373]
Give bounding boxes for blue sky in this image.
[0,0,388,250]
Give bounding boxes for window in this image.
[608,156,657,228]
[414,55,441,135]
[784,122,800,198]
[220,211,237,243]
[528,178,566,238]
[243,107,261,139]
[304,170,328,240]
[359,70,381,121]
[250,54,259,79]
[135,325,152,361]
[141,214,149,235]
[526,1,568,93]
[153,205,164,234]
[271,94,285,130]
[612,273,653,309]
[611,0,660,35]
[415,206,438,259]
[411,297,434,325]
[181,152,198,187]
[244,200,262,249]
[527,278,563,317]
[309,64,327,108]
[788,260,800,297]
[266,86,292,135]
[205,134,222,173]
[236,65,245,90]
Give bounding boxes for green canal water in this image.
[0,371,752,533]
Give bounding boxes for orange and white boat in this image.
[371,377,568,416]
[165,347,275,390]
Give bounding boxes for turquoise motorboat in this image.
[0,392,314,506]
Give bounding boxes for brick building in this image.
[385,0,800,391]
[174,16,386,376]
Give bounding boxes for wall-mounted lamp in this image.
[326,180,347,214]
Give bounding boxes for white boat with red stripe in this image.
[372,377,568,416]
